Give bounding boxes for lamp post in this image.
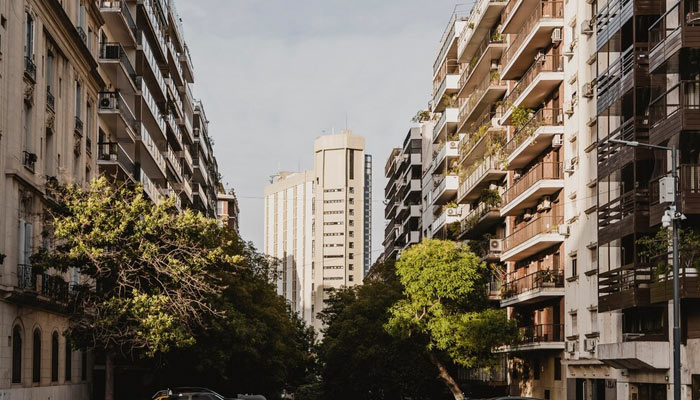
[609,139,682,400]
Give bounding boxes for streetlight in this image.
[609,138,684,400]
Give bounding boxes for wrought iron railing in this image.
[502,162,562,206]
[518,323,564,344]
[503,212,564,252]
[17,264,37,290]
[501,269,564,299]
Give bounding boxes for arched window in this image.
[12,326,22,384]
[51,332,59,382]
[65,338,72,381]
[32,329,41,383]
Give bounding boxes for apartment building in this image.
[383,127,423,259]
[264,131,369,332]
[363,153,372,275]
[217,186,240,233]
[0,0,221,398]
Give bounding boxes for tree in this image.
[638,227,700,278]
[33,178,237,400]
[385,239,517,400]
[317,260,446,400]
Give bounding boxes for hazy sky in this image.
[177,0,467,258]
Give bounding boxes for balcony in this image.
[139,82,167,143]
[97,142,136,181]
[457,155,506,202]
[501,162,563,216]
[432,140,460,173]
[194,183,211,211]
[649,164,700,225]
[501,1,564,80]
[175,178,194,204]
[164,146,183,181]
[501,55,563,120]
[499,323,565,353]
[432,69,461,113]
[99,42,138,94]
[98,91,137,142]
[139,168,163,204]
[598,262,652,312]
[433,6,471,78]
[23,151,37,173]
[137,0,167,63]
[46,89,55,111]
[432,174,460,204]
[649,80,700,145]
[24,56,37,82]
[500,269,564,307]
[457,0,508,63]
[99,0,137,44]
[458,73,507,126]
[74,116,84,136]
[180,146,194,173]
[432,206,465,236]
[598,189,650,245]
[458,110,504,161]
[137,32,167,103]
[179,45,195,84]
[433,108,460,142]
[501,213,564,261]
[457,32,506,96]
[596,46,645,115]
[40,273,69,303]
[457,202,502,239]
[166,111,184,150]
[17,264,36,290]
[649,1,700,72]
[598,341,670,370]
[138,125,167,179]
[504,108,563,168]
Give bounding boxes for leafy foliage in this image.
[637,227,700,278]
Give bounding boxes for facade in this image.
[0,0,221,398]
[383,127,423,259]
[264,171,315,325]
[217,187,240,233]
[363,153,372,275]
[264,131,369,332]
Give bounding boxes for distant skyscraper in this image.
[264,131,368,331]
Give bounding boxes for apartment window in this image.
[12,326,22,384]
[51,332,59,382]
[533,358,541,380]
[24,103,32,153]
[590,247,598,270]
[349,198,354,205]
[571,253,578,277]
[554,358,562,380]
[324,232,344,237]
[18,218,33,268]
[32,329,41,382]
[324,210,343,215]
[86,102,92,153]
[65,338,72,381]
[349,187,354,194]
[349,209,354,216]
[348,242,354,249]
[348,253,354,259]
[348,220,354,226]
[78,2,86,29]
[348,149,355,180]
[349,231,354,237]
[571,313,578,336]
[590,310,599,333]
[25,12,34,59]
[349,264,354,270]
[349,275,354,282]
[47,51,55,93]
[324,199,343,204]
[75,81,82,119]
[324,255,343,259]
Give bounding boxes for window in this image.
[12,326,22,384]
[65,338,72,381]
[324,199,342,204]
[24,103,32,153]
[349,209,354,216]
[348,264,353,270]
[349,198,354,205]
[348,242,354,248]
[86,102,92,152]
[348,149,354,180]
[349,275,354,282]
[571,313,578,336]
[75,81,82,119]
[18,219,33,269]
[590,310,599,333]
[47,51,54,93]
[348,253,354,259]
[51,332,59,381]
[349,187,354,194]
[554,358,562,380]
[349,231,354,237]
[25,12,34,59]
[571,253,578,277]
[32,329,41,383]
[348,220,354,226]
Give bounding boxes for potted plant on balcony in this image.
[479,188,501,208]
[535,269,557,287]
[500,284,517,298]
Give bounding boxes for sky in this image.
[177,0,468,259]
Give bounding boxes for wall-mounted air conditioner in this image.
[489,239,503,253]
[583,82,595,98]
[551,28,563,43]
[584,338,597,352]
[552,134,563,147]
[581,20,594,35]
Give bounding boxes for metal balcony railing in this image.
[17,264,36,290]
[501,269,564,299]
[502,1,563,69]
[74,116,84,136]
[502,162,562,206]
[25,56,37,81]
[98,91,137,131]
[649,80,700,127]
[76,26,87,43]
[99,42,137,84]
[503,55,563,107]
[503,213,564,252]
[46,89,55,110]
[98,142,136,177]
[23,151,37,173]
[100,0,137,38]
[518,323,564,344]
[504,108,563,156]
[41,273,69,302]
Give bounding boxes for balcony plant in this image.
[511,105,534,131]
[637,227,700,280]
[535,269,557,287]
[479,188,501,207]
[500,284,517,298]
[412,109,431,123]
[445,201,459,210]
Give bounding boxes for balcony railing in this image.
[76,26,87,43]
[98,141,136,177]
[459,72,503,123]
[74,116,84,136]
[501,269,564,299]
[459,30,505,89]
[17,264,36,290]
[458,155,503,199]
[460,201,500,235]
[598,190,649,229]
[98,91,137,131]
[41,273,69,302]
[25,56,37,81]
[503,213,564,252]
[502,1,563,69]
[649,80,700,127]
[46,88,55,110]
[504,108,562,156]
[100,0,137,38]
[23,151,37,173]
[502,162,562,206]
[503,55,563,107]
[518,323,564,344]
[433,6,472,75]
[142,0,167,56]
[99,42,137,84]
[649,0,700,52]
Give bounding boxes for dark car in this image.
[153,388,232,400]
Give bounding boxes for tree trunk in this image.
[427,351,464,400]
[105,352,114,400]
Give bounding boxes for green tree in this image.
[317,260,446,400]
[385,239,517,400]
[33,178,237,400]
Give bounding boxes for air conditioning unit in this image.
[489,239,503,253]
[558,224,570,236]
[581,20,594,35]
[556,112,564,124]
[551,28,563,44]
[538,196,552,211]
[446,207,460,217]
[552,134,563,147]
[490,61,499,70]
[564,102,575,116]
[100,96,115,109]
[584,338,597,352]
[449,141,458,149]
[583,82,595,98]
[523,208,534,221]
[566,340,577,353]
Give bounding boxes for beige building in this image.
[0,0,221,398]
[264,131,368,332]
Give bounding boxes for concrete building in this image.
[264,131,369,331]
[363,153,372,276]
[264,171,315,325]
[217,186,240,233]
[383,127,423,259]
[0,0,221,398]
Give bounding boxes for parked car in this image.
[152,388,233,400]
